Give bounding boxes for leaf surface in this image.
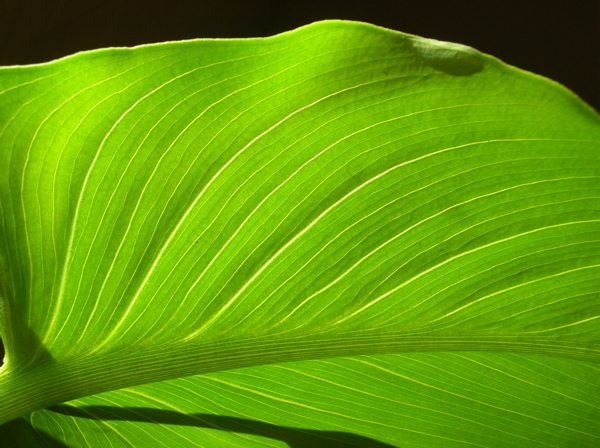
[0,20,598,447]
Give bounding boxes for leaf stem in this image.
[1,332,597,425]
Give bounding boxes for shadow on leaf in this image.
[0,314,54,369]
[0,416,69,448]
[49,404,399,447]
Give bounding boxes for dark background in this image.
[1,0,599,110]
[0,0,598,362]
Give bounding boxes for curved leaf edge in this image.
[0,20,598,427]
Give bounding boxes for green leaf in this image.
[0,20,598,447]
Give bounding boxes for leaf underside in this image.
[0,21,598,447]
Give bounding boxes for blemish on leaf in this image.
[409,36,484,76]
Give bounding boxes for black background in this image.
[1,0,599,110]
[0,0,598,362]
